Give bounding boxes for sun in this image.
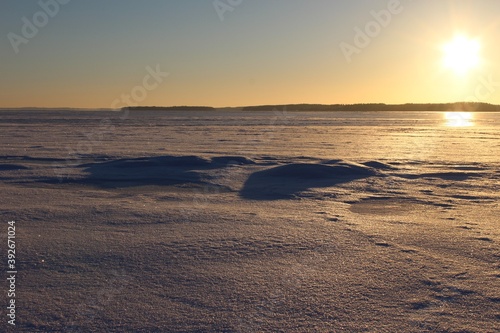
[442,35,481,75]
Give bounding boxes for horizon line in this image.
[1,101,499,111]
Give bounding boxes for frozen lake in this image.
[2,110,500,163]
[1,110,499,332]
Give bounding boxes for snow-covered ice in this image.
[1,110,499,332]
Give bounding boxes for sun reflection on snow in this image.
[444,112,474,127]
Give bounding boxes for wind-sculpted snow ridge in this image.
[1,154,395,197]
[240,161,381,200]
[76,155,255,188]
[0,154,253,188]
[1,153,498,208]
[73,156,386,195]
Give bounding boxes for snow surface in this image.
[1,110,499,332]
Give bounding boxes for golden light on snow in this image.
[442,35,481,75]
[444,112,474,127]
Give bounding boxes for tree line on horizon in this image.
[124,102,500,112]
[241,102,500,112]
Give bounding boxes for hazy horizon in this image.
[2,0,500,108]
[3,101,500,111]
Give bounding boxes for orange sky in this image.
[1,0,499,108]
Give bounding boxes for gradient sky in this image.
[1,0,500,108]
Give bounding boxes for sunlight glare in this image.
[444,112,474,127]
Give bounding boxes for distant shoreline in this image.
[2,102,500,112]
